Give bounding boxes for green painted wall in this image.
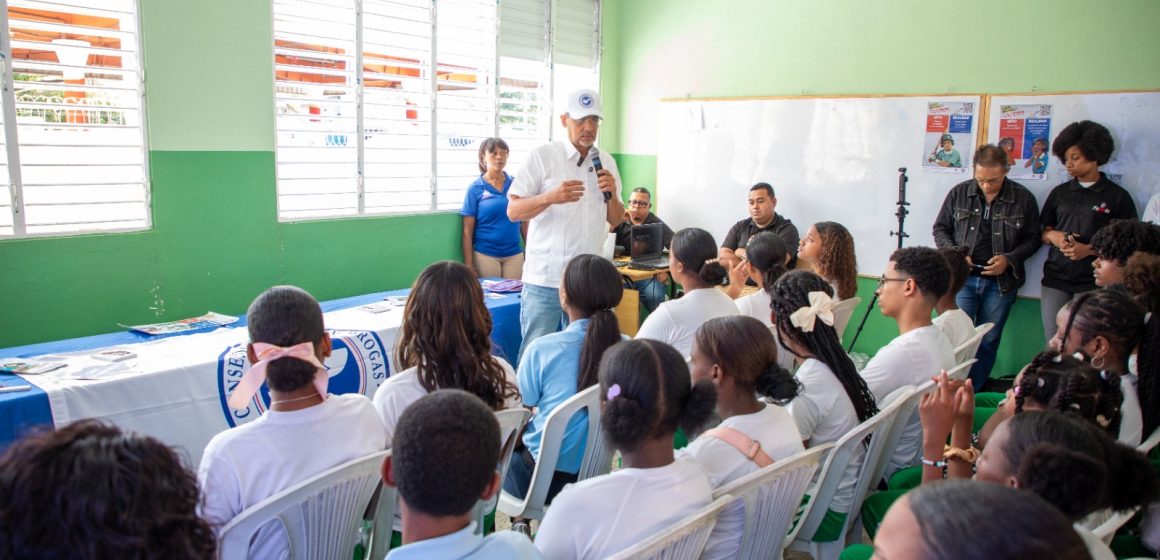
[601,0,1160,377]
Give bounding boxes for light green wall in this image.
[604,0,1160,154]
[141,0,275,151]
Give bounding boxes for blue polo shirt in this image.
[518,319,591,474]
[460,174,522,258]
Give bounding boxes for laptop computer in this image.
[629,223,670,270]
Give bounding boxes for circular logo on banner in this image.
[579,93,594,108]
[215,329,391,427]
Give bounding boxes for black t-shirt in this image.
[1040,173,1138,292]
[721,214,800,268]
[969,184,1003,269]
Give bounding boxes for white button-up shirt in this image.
[509,140,621,288]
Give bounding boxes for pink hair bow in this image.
[227,341,329,410]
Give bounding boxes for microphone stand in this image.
[847,167,909,352]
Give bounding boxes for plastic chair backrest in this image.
[1139,425,1160,454]
[710,445,831,560]
[1092,507,1141,544]
[787,387,912,553]
[497,384,608,520]
[945,358,977,381]
[831,297,862,343]
[470,408,532,535]
[869,382,936,485]
[218,450,389,560]
[953,322,994,364]
[605,495,735,560]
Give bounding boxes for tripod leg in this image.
[846,293,879,353]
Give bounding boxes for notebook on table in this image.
[629,223,670,270]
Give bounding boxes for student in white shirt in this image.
[680,316,805,560]
[636,227,738,357]
[535,339,717,559]
[371,262,522,542]
[933,247,977,351]
[199,286,387,560]
[504,254,624,535]
[725,231,795,372]
[768,270,879,540]
[506,89,624,358]
[861,247,956,475]
[373,261,522,444]
[383,390,541,560]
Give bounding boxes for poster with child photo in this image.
[922,101,975,174]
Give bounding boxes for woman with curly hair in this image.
[1124,252,1160,313]
[0,420,216,559]
[797,221,858,300]
[1090,219,1160,287]
[1039,120,1138,341]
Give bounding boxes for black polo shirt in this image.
[721,214,800,268]
[1041,173,1138,292]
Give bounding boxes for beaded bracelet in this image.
[920,457,947,468]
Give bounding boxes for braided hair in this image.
[1013,350,1123,436]
[769,270,878,422]
[1063,288,1160,434]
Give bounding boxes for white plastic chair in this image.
[470,408,532,535]
[945,358,978,381]
[953,322,994,365]
[219,450,389,560]
[709,445,831,560]
[1137,425,1160,453]
[605,495,735,560]
[831,296,862,343]
[1092,506,1142,545]
[498,384,611,520]
[867,383,927,485]
[786,386,913,560]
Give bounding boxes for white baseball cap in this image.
[565,88,603,120]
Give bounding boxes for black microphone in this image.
[591,150,609,202]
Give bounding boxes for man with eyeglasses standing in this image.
[933,144,1042,391]
[610,188,674,312]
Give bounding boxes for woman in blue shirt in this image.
[461,138,526,278]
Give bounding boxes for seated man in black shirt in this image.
[611,187,673,312]
[719,182,800,271]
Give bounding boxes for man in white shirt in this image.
[861,247,957,475]
[508,89,623,358]
[384,389,540,560]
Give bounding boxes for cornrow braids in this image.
[770,270,878,422]
[1014,350,1123,436]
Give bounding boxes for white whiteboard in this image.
[986,92,1160,296]
[657,92,1160,299]
[657,95,982,283]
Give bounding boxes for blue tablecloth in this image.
[0,284,522,450]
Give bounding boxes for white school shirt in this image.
[1144,192,1160,224]
[385,521,542,560]
[198,394,387,560]
[534,459,713,560]
[932,308,976,350]
[372,360,522,531]
[860,325,956,475]
[509,140,622,289]
[636,287,740,358]
[734,289,796,372]
[372,359,522,445]
[677,405,804,560]
[1075,524,1116,560]
[1119,372,1143,447]
[786,358,862,513]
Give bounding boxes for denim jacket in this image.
[932,178,1042,293]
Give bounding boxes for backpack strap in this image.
[702,426,774,468]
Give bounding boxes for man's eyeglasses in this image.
[975,176,1004,186]
[877,275,909,289]
[628,201,650,208]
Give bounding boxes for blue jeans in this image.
[518,283,566,362]
[633,278,667,313]
[955,275,1017,390]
